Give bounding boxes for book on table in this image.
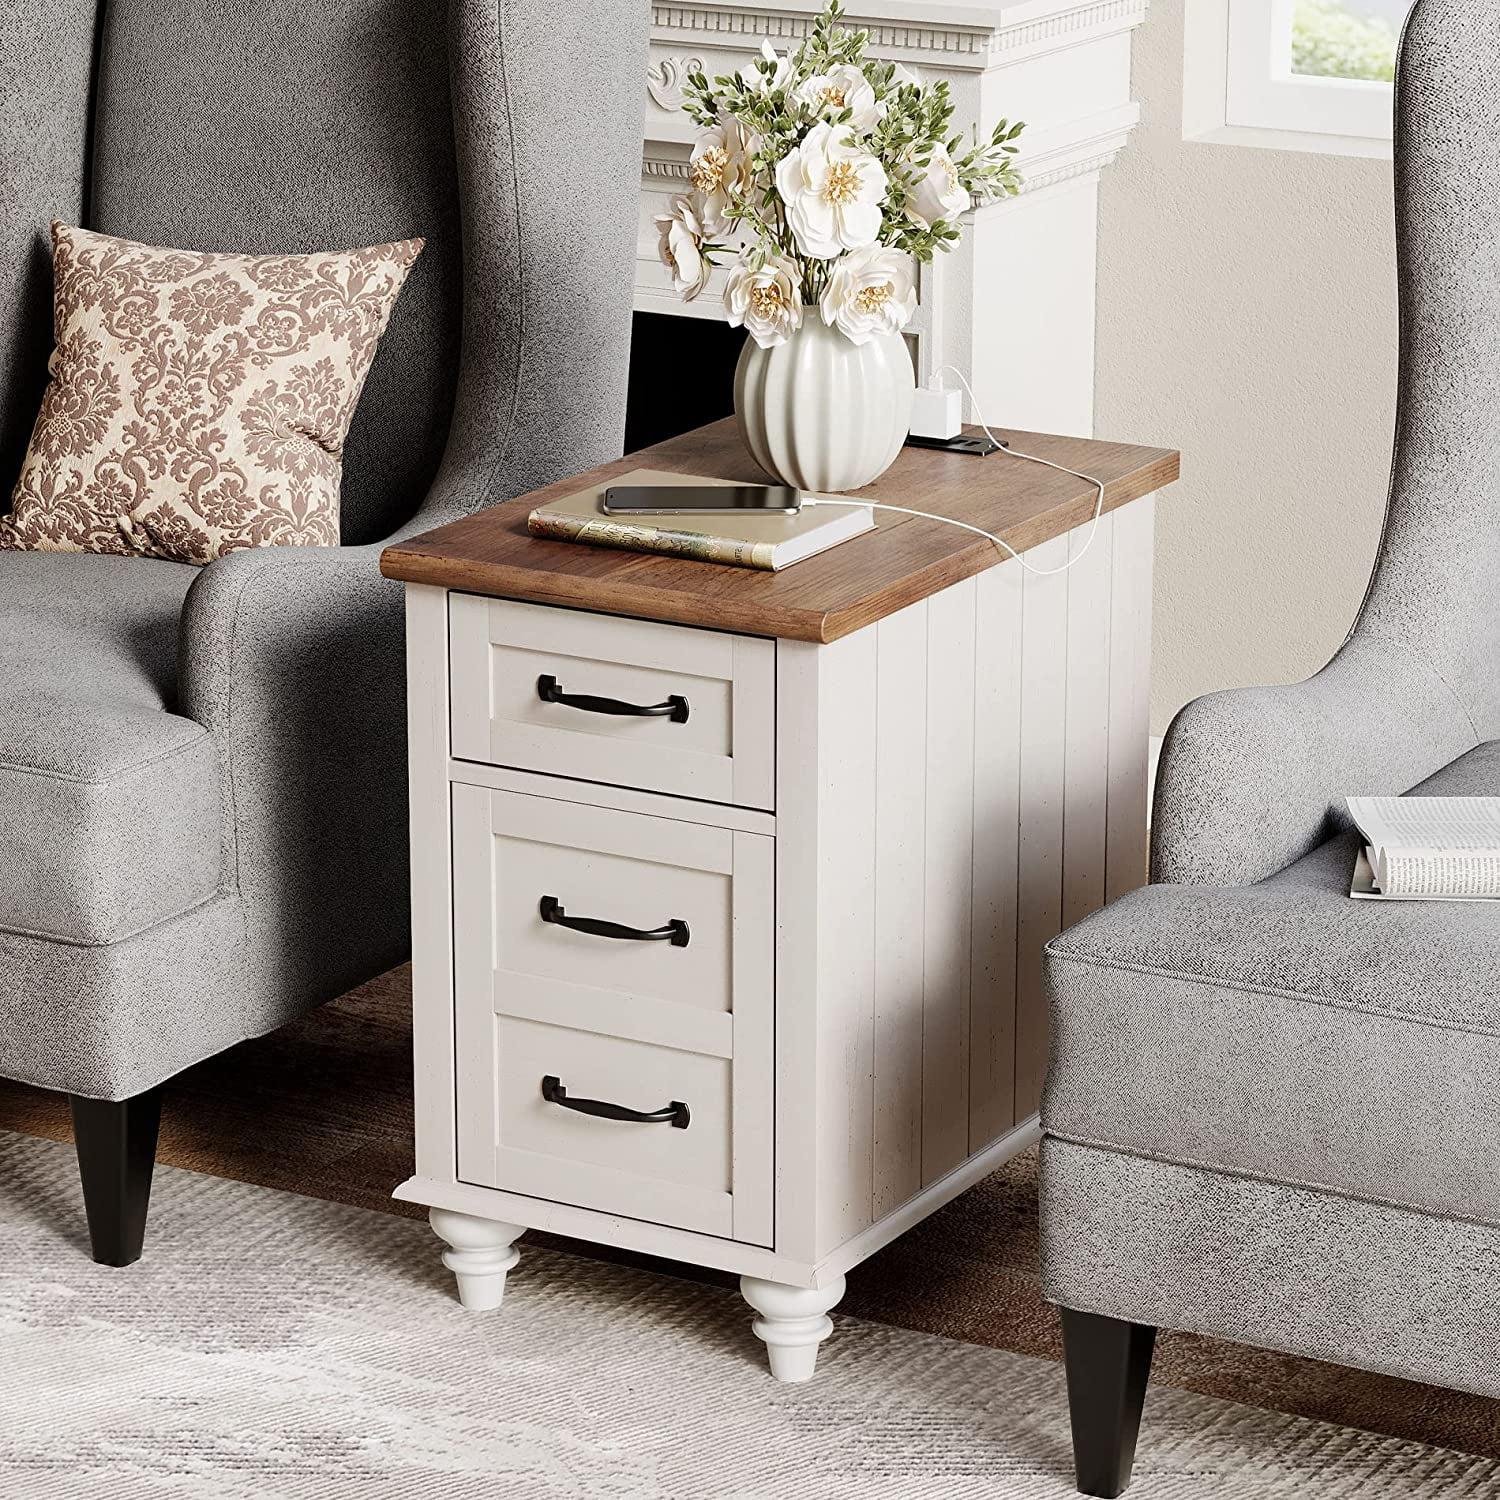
[526,467,873,571]
[1346,796,1500,901]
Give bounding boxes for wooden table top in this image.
[380,419,1179,643]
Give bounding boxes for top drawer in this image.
[448,595,775,811]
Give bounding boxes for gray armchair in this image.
[1039,1,1500,1493]
[0,0,646,1264]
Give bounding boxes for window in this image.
[1291,0,1404,81]
[1184,0,1416,157]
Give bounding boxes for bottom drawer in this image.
[486,1017,736,1238]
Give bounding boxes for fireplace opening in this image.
[624,311,748,455]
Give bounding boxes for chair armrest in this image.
[176,542,410,971]
[179,541,401,744]
[1151,632,1480,887]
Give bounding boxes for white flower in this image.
[654,196,711,302]
[724,250,804,349]
[795,63,885,134]
[738,40,792,96]
[889,63,920,90]
[689,116,756,234]
[905,146,969,228]
[774,122,888,260]
[819,246,917,345]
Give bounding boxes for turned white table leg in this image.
[429,1208,524,1311]
[739,1274,847,1383]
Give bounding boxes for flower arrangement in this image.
[656,1,1024,350]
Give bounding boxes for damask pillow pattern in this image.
[0,223,424,564]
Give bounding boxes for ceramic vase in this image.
[734,316,916,493]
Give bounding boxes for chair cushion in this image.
[0,552,223,944]
[1043,740,1500,1230]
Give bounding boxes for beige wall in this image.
[1096,0,1400,734]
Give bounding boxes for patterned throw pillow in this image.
[0,223,423,563]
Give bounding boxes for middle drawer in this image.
[451,782,774,1246]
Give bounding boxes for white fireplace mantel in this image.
[637,0,1152,437]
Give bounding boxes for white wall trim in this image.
[650,1,1151,72]
[1182,0,1395,161]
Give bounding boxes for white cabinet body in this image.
[395,495,1156,1380]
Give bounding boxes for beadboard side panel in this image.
[919,580,979,1185]
[871,604,929,1218]
[1013,533,1072,1120]
[968,559,1025,1149]
[779,577,1008,1259]
[1061,519,1116,932]
[777,501,1156,1261]
[1013,503,1154,1118]
[1105,493,1156,903]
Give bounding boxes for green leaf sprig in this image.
[677,0,1025,302]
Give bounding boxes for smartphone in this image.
[602,484,801,516]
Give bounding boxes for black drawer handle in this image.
[537,674,689,724]
[539,895,690,948]
[542,1075,690,1129]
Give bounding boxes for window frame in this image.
[1184,0,1405,159]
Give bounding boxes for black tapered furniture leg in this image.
[69,1089,163,1267]
[1059,1306,1157,1498]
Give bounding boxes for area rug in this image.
[3,1130,1496,1500]
[2,966,1497,1470]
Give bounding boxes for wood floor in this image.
[1,962,1495,1464]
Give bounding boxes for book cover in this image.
[526,469,873,572]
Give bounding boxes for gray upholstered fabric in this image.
[1152,0,1500,889]
[1151,634,1478,887]
[419,0,649,522]
[0,554,221,948]
[1042,1140,1500,1402]
[1056,738,1500,1025]
[0,0,647,1099]
[1042,0,1500,1409]
[0,0,97,494]
[1044,748,1500,1228]
[0,897,249,1098]
[0,551,194,715]
[0,730,220,949]
[176,543,411,1013]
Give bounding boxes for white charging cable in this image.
[801,365,1108,578]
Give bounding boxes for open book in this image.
[1346,797,1500,901]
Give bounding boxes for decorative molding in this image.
[993,0,1150,59]
[653,6,992,59]
[644,101,1142,199]
[642,151,696,183]
[650,1,1151,70]
[1009,148,1121,196]
[996,101,1142,200]
[647,55,706,112]
[645,144,1119,198]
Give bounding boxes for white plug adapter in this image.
[908,382,963,442]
